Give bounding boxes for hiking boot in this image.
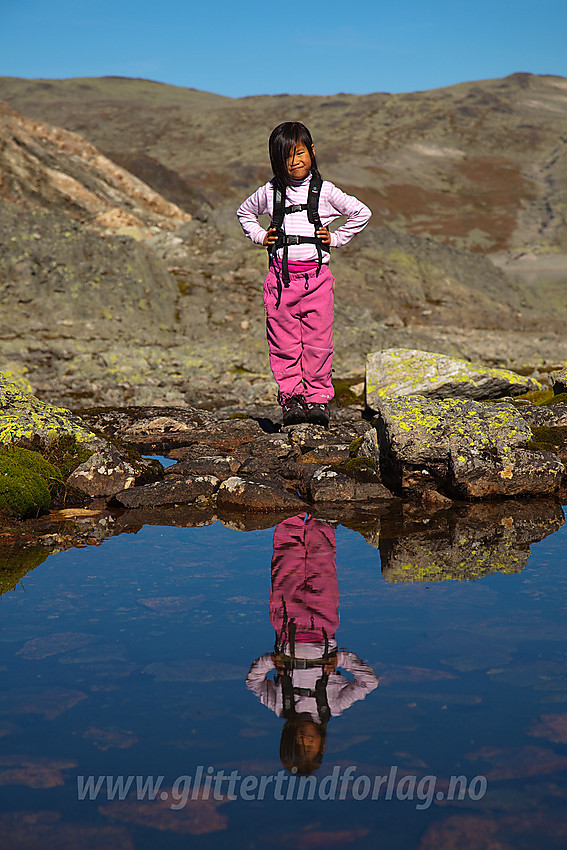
[305,402,330,427]
[281,395,307,426]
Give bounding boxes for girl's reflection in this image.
[247,514,378,774]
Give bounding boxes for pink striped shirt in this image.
[236,174,371,264]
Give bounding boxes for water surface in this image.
[1,506,567,849]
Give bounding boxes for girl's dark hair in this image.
[280,714,327,775]
[269,122,321,189]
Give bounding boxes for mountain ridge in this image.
[1,72,566,254]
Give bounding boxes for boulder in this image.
[374,396,564,499]
[66,449,162,498]
[550,367,567,395]
[366,348,540,408]
[66,448,137,498]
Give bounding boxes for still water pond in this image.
[1,506,567,849]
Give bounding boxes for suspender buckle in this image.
[285,203,306,213]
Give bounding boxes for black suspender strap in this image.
[306,174,324,277]
[267,174,330,307]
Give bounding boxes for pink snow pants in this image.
[263,265,334,404]
[270,514,339,645]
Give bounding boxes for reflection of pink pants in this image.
[263,265,334,404]
[270,514,339,644]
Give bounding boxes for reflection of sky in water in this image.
[0,514,567,849]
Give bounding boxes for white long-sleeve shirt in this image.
[236,175,372,265]
[246,645,379,721]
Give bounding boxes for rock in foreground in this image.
[373,396,564,499]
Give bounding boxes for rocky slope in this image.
[0,101,189,231]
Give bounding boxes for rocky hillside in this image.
[1,73,566,255]
[1,75,567,411]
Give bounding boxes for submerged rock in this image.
[366,348,540,408]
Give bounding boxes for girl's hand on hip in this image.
[263,227,278,246]
[317,227,331,245]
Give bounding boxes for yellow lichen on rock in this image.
[0,373,100,448]
[366,348,541,407]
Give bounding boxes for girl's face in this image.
[295,720,323,760]
[286,141,313,180]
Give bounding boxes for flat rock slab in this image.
[216,476,307,512]
[114,475,218,508]
[79,406,265,453]
[308,466,393,503]
[374,396,564,499]
[164,456,240,481]
[366,348,540,408]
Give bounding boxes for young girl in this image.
[237,122,371,427]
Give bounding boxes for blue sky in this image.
[2,0,566,97]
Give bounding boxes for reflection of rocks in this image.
[378,499,565,582]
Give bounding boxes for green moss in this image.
[527,440,558,453]
[546,392,567,406]
[348,435,364,457]
[42,433,94,478]
[0,446,63,518]
[515,389,554,405]
[228,412,249,420]
[333,457,378,477]
[332,376,364,407]
[526,426,567,454]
